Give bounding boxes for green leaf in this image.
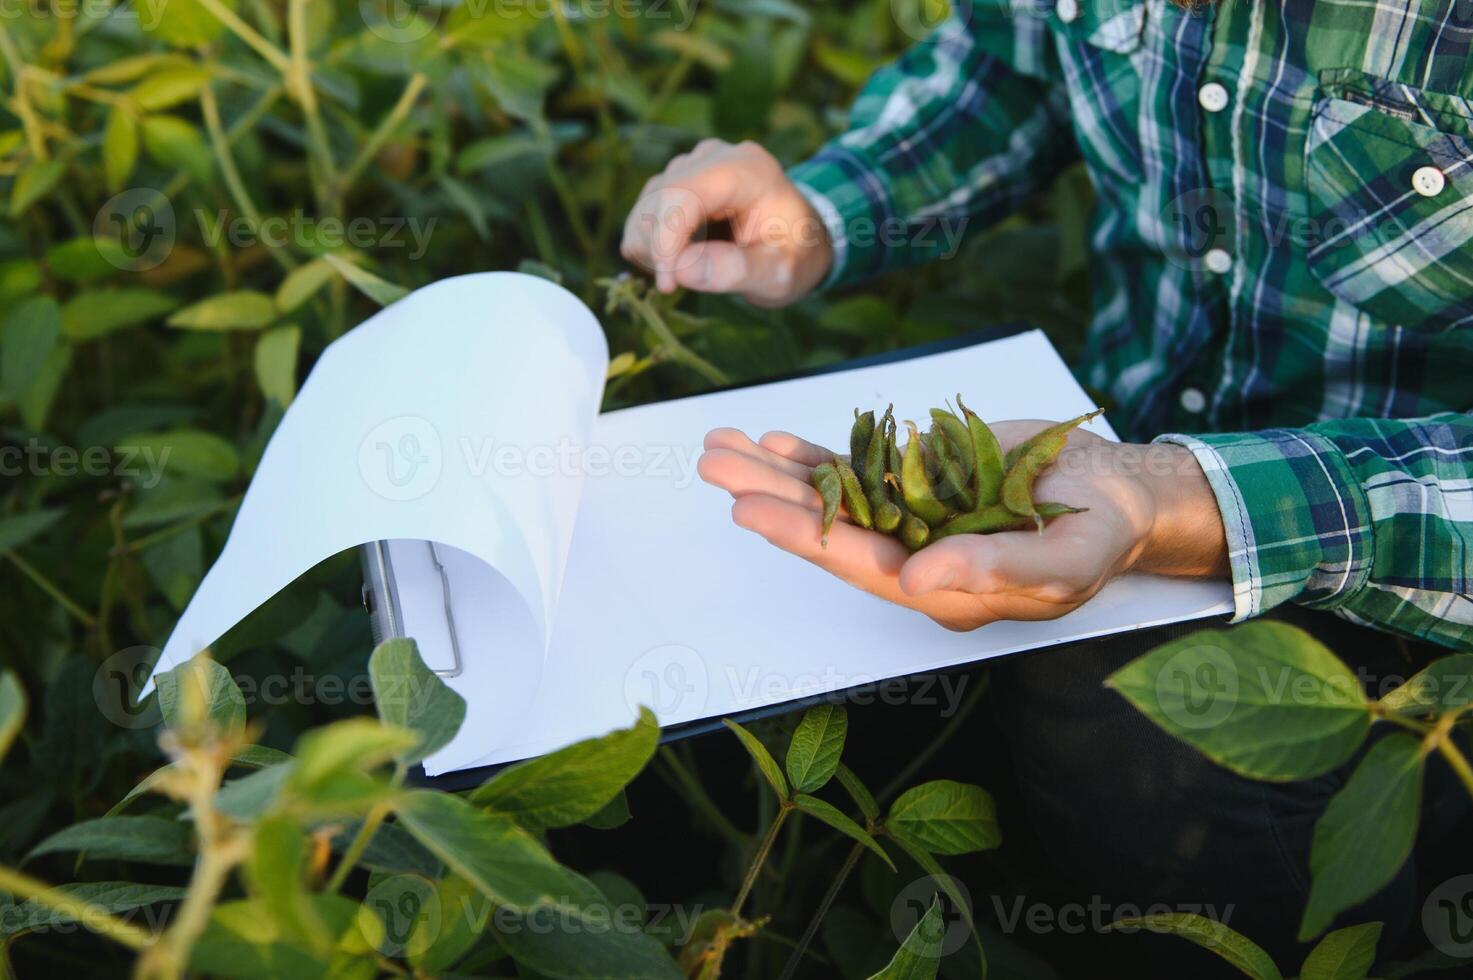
[111,745,290,816]
[10,158,66,217]
[582,789,632,830]
[167,290,277,330]
[495,888,684,979]
[247,815,331,951]
[1105,621,1371,780]
[1379,654,1473,717]
[46,236,131,281]
[254,325,301,408]
[886,834,986,978]
[322,253,408,307]
[128,66,211,111]
[408,873,488,974]
[289,717,417,796]
[468,707,657,831]
[887,780,1000,855]
[274,258,334,313]
[868,896,944,980]
[191,893,376,980]
[141,114,212,182]
[1,295,61,404]
[117,428,239,481]
[26,815,194,867]
[0,882,184,937]
[215,763,295,822]
[392,789,574,912]
[1106,913,1282,980]
[0,509,64,553]
[786,703,847,793]
[63,288,179,340]
[723,718,788,798]
[142,0,232,48]
[456,134,545,173]
[0,670,25,762]
[444,0,540,45]
[835,763,879,824]
[139,523,203,610]
[368,638,467,766]
[103,106,139,190]
[156,655,246,737]
[1300,922,1381,980]
[792,794,894,870]
[1300,734,1425,941]
[19,344,70,430]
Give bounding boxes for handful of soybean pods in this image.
[810,398,1102,552]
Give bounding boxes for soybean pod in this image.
[811,462,843,546]
[850,410,875,483]
[927,419,977,511]
[955,394,1005,508]
[900,421,954,528]
[1001,430,1070,531]
[1003,408,1105,471]
[931,501,1087,541]
[900,514,930,552]
[834,459,873,530]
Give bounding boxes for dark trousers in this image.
[988,604,1471,979]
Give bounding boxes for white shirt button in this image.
[1204,248,1233,275]
[1412,165,1446,197]
[1198,82,1230,113]
[1179,387,1207,414]
[1057,0,1079,23]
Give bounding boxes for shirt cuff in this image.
[1153,430,1376,624]
[788,149,891,292]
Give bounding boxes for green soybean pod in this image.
[811,461,843,546]
[1003,407,1105,471]
[955,394,1005,508]
[900,421,954,528]
[862,404,892,497]
[850,409,876,483]
[930,407,975,484]
[874,499,902,533]
[900,514,930,552]
[927,420,977,511]
[1000,430,1070,531]
[835,458,873,529]
[931,501,1087,541]
[886,413,903,478]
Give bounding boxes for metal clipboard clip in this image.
[359,540,465,678]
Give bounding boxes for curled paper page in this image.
[146,272,608,761]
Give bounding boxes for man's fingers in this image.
[756,430,834,468]
[898,516,1099,599]
[671,240,793,301]
[730,495,984,623]
[703,427,816,480]
[697,448,820,510]
[622,164,758,292]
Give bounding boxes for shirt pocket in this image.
[1303,90,1473,332]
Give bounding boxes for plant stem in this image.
[0,25,46,159]
[286,0,337,217]
[195,0,290,73]
[624,288,730,387]
[656,747,750,849]
[777,841,863,980]
[5,551,96,627]
[325,801,389,893]
[339,72,426,196]
[1433,719,1473,800]
[0,866,155,951]
[200,83,295,273]
[877,671,986,804]
[731,803,790,919]
[118,496,242,556]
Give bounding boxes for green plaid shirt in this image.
[789,0,1473,650]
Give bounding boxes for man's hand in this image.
[697,422,1229,631]
[620,139,833,307]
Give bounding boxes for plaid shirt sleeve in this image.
[786,6,1076,290]
[1157,415,1473,652]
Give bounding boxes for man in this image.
[622,0,1472,973]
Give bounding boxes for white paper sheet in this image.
[146,273,608,758]
[443,330,1233,773]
